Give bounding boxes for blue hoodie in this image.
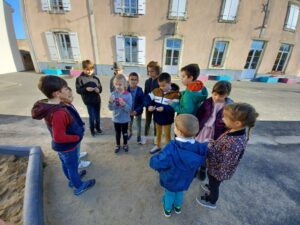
[149,138,207,192]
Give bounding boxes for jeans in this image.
[163,189,184,211]
[156,124,171,148]
[114,122,128,146]
[129,115,142,138]
[58,149,83,189]
[144,110,156,136]
[207,173,222,204]
[86,103,100,132]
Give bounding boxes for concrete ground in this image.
[0,72,299,225]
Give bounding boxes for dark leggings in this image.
[114,122,128,146]
[208,173,222,204]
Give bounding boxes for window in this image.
[219,0,240,22]
[169,0,187,19]
[272,43,292,72]
[115,35,145,64]
[284,3,299,31]
[114,0,146,16]
[44,32,81,61]
[210,41,229,68]
[50,0,63,11]
[41,0,71,12]
[165,39,182,66]
[125,37,138,63]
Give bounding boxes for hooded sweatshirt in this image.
[150,138,207,192]
[171,80,208,115]
[31,100,84,152]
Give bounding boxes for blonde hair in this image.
[175,114,199,138]
[224,103,259,141]
[113,74,128,90]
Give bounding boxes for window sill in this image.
[168,16,187,21]
[119,13,140,18]
[123,63,145,67]
[208,66,226,70]
[218,19,237,24]
[48,10,66,14]
[283,28,296,33]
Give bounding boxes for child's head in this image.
[61,87,73,104]
[180,64,200,86]
[158,73,171,92]
[113,74,128,92]
[38,76,68,100]
[174,114,199,138]
[82,60,94,76]
[147,61,160,79]
[212,81,232,103]
[128,72,139,88]
[223,103,259,140]
[112,62,124,76]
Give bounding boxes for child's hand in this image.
[156,106,163,112]
[94,87,100,93]
[119,98,125,106]
[86,87,94,92]
[148,106,155,112]
[109,95,114,103]
[131,111,137,116]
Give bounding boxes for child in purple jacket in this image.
[195,81,233,180]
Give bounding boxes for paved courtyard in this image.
[0,72,299,225]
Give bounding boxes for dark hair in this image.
[38,76,67,99]
[158,72,171,83]
[82,59,94,69]
[128,72,139,79]
[181,64,200,81]
[224,103,259,141]
[147,61,160,75]
[212,81,232,95]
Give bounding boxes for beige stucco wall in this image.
[24,0,94,65]
[0,1,24,74]
[24,0,300,76]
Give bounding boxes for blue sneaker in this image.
[74,179,96,196]
[68,170,87,188]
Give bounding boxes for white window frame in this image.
[272,43,293,72]
[168,0,188,20]
[209,38,231,69]
[219,0,240,23]
[45,31,81,62]
[41,0,71,13]
[114,0,146,16]
[115,35,146,65]
[284,2,300,32]
[163,37,183,66]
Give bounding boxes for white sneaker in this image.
[78,160,91,169]
[150,146,161,154]
[79,152,88,158]
[139,136,147,145]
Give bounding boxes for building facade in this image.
[23,0,300,79]
[0,1,24,74]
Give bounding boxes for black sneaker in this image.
[174,206,181,214]
[200,183,210,194]
[114,145,121,153]
[163,208,172,218]
[96,129,103,135]
[91,131,96,137]
[68,170,87,188]
[123,144,129,152]
[196,196,216,209]
[137,136,141,143]
[74,179,96,196]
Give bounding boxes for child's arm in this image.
[121,93,132,112]
[149,144,172,171]
[95,77,102,94]
[144,92,155,108]
[108,94,116,111]
[75,77,86,95]
[52,111,80,143]
[134,89,144,115]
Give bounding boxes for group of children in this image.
[31,59,259,218]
